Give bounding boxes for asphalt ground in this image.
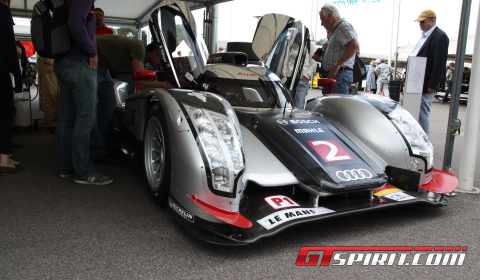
[1,88,479,279]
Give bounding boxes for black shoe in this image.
[10,142,23,149]
[74,172,113,185]
[93,154,122,165]
[47,127,56,134]
[0,165,27,176]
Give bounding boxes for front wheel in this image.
[144,108,171,206]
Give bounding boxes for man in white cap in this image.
[410,9,449,136]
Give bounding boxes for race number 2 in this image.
[307,140,353,162]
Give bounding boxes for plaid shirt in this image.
[322,19,357,71]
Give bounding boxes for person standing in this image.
[442,62,455,104]
[292,40,317,109]
[89,35,174,165]
[364,60,376,93]
[54,0,113,185]
[375,59,394,98]
[463,67,470,84]
[94,8,114,36]
[0,0,26,175]
[409,9,449,136]
[37,56,61,133]
[317,4,359,94]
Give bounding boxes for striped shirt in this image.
[322,19,357,71]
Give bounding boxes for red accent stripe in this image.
[188,195,252,228]
[455,247,462,251]
[463,247,468,251]
[415,247,433,251]
[446,247,454,251]
[434,247,444,251]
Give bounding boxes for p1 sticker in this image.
[265,195,300,209]
[307,140,353,162]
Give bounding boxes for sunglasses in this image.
[419,19,430,24]
[321,7,334,15]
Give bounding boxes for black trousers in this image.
[442,80,453,102]
[0,71,14,154]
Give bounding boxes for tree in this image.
[114,27,147,43]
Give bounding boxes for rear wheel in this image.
[144,108,171,206]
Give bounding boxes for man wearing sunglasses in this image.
[410,9,449,136]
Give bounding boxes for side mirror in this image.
[317,78,337,94]
[132,70,157,92]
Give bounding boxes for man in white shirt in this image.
[292,41,317,109]
[409,9,449,136]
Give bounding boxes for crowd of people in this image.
[0,0,459,179]
[299,5,449,137]
[0,0,173,181]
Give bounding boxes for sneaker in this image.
[59,172,74,178]
[0,165,27,176]
[74,172,114,185]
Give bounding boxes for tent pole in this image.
[394,0,401,79]
[457,0,480,193]
[442,0,472,180]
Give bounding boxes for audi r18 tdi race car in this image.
[111,0,458,245]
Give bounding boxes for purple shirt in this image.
[64,0,96,61]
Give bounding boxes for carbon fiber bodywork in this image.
[111,1,457,245]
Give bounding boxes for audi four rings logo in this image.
[336,169,372,181]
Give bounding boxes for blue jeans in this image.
[54,59,97,179]
[293,79,309,109]
[90,66,115,161]
[332,69,353,94]
[418,92,435,136]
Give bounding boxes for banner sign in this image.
[333,0,389,8]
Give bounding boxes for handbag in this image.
[353,55,367,83]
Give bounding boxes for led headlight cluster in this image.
[185,105,244,194]
[388,105,434,170]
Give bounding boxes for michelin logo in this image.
[294,128,324,133]
[169,198,194,223]
[290,120,321,124]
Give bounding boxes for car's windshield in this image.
[199,76,292,109]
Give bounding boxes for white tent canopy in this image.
[10,0,230,28]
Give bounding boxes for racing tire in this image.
[226,42,260,62]
[143,106,171,206]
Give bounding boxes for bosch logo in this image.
[335,169,372,181]
[277,119,289,125]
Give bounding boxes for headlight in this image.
[388,105,434,170]
[184,105,244,194]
